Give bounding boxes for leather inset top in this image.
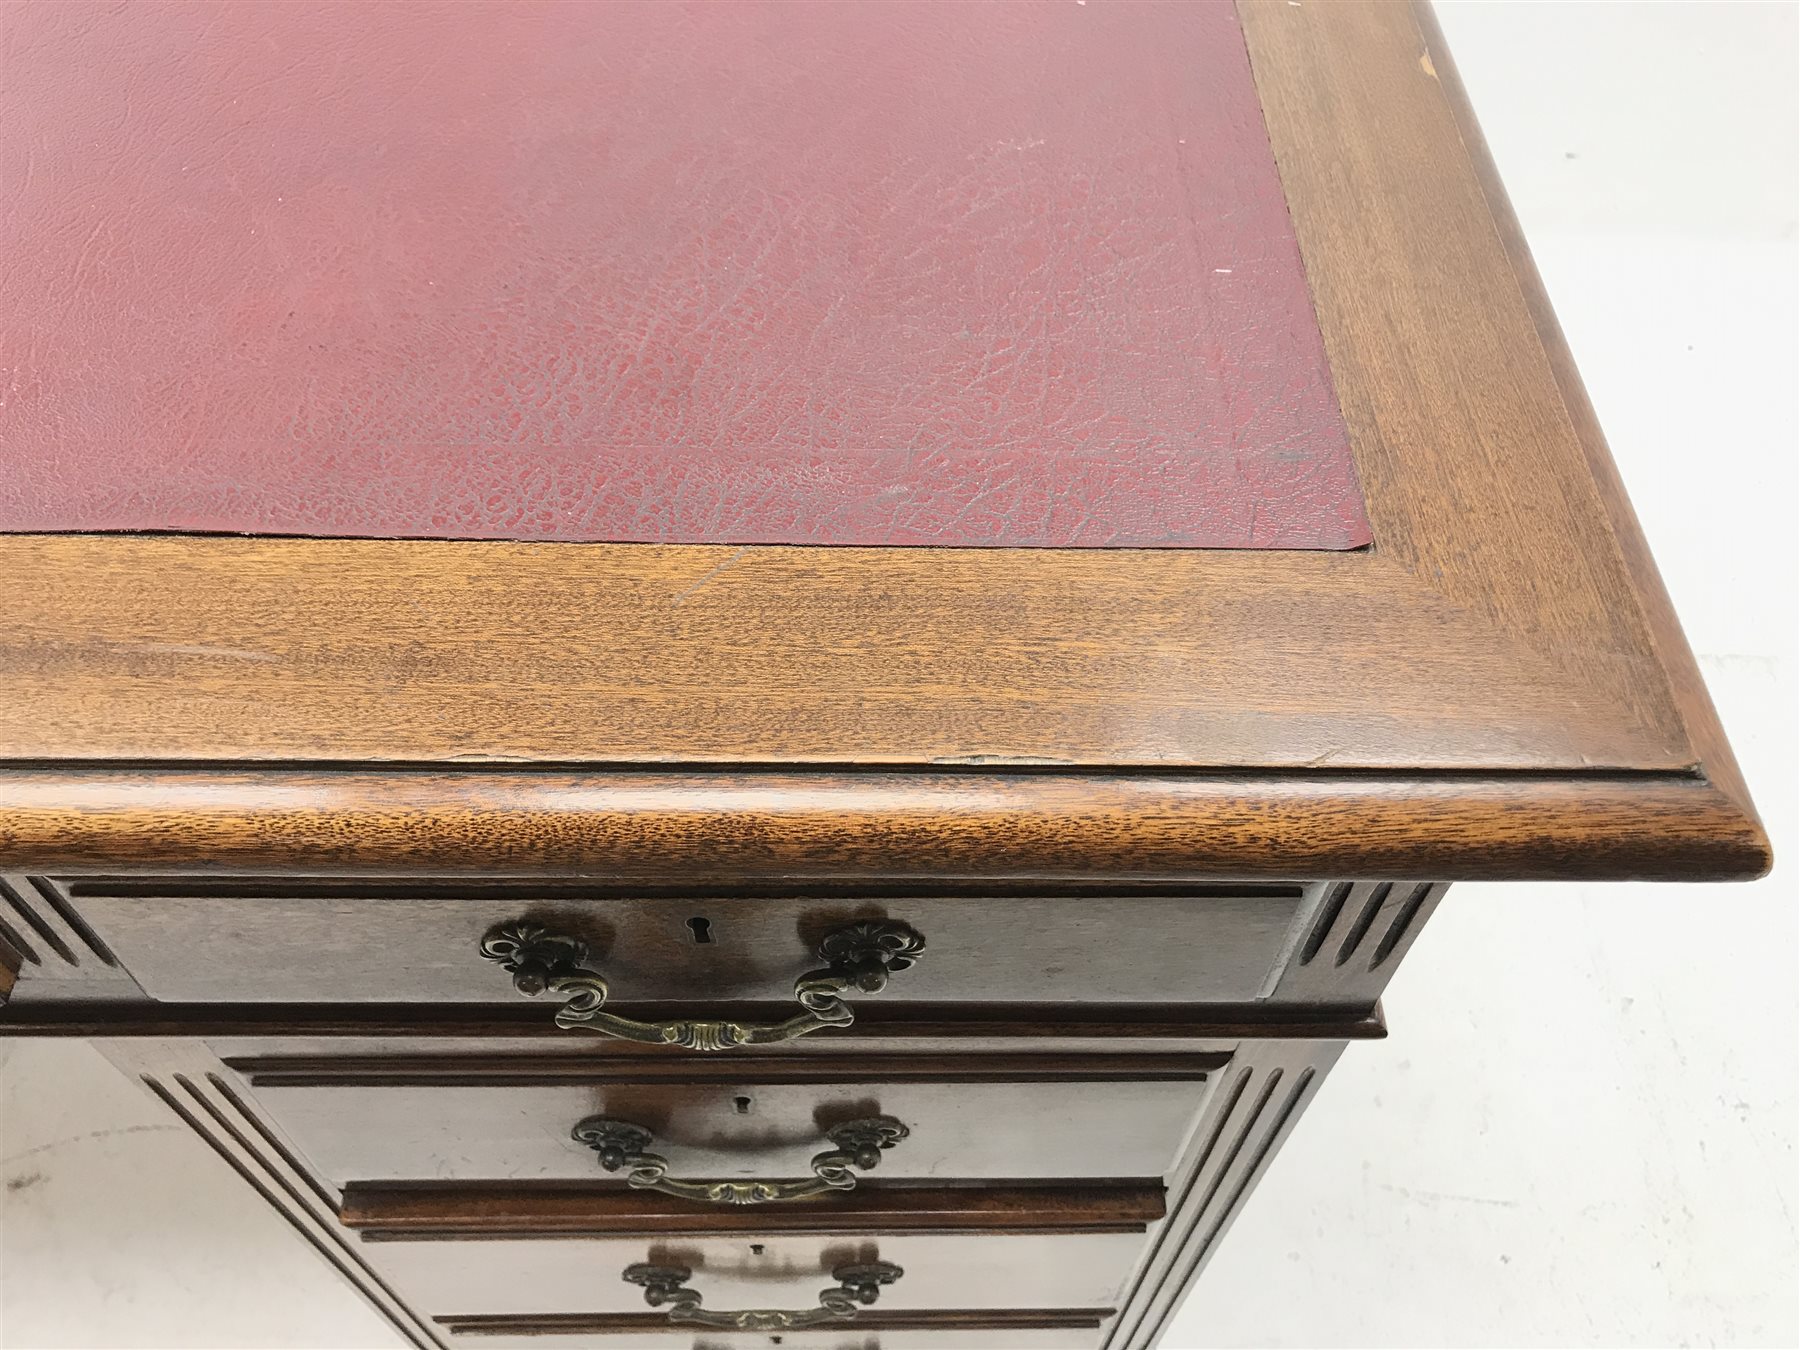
[0,0,1369,549]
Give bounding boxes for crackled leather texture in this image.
[0,0,1369,549]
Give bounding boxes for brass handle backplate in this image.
[478,919,924,1051]
[572,1114,908,1205]
[623,1260,903,1330]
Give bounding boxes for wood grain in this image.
[65,885,1297,1006]
[1403,0,1763,831]
[342,1182,1166,1238]
[0,768,1764,881]
[0,533,1687,773]
[223,1050,1232,1087]
[242,1066,1216,1186]
[435,1311,1105,1343]
[0,1001,1389,1042]
[364,1230,1142,1318]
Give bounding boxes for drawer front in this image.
[70,883,1304,1005]
[430,1328,1099,1350]
[247,1062,1216,1186]
[365,1232,1142,1318]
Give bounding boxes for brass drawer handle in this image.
[573,1114,908,1205]
[623,1260,903,1330]
[478,919,924,1051]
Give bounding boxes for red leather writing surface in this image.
[0,1,1368,549]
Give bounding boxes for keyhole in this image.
[686,916,714,945]
[750,1243,765,1256]
[734,1095,753,1115]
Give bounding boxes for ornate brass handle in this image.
[572,1114,907,1205]
[623,1260,903,1330]
[478,919,924,1051]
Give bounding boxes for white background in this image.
[2,3,1796,1347]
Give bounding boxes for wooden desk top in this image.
[0,2,1768,882]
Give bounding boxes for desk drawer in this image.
[366,1232,1142,1319]
[69,879,1305,1006]
[239,1052,1219,1187]
[346,1181,1157,1346]
[431,1326,1099,1350]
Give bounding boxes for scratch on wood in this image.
[670,548,750,606]
[136,642,280,663]
[929,753,1078,766]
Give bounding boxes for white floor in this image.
[3,3,1795,1348]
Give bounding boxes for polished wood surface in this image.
[0,5,1769,881]
[0,1002,1388,1042]
[0,526,1691,773]
[365,1231,1142,1317]
[435,1321,1101,1349]
[246,1062,1216,1185]
[70,885,1298,1005]
[225,1051,1233,1086]
[1402,0,1760,837]
[0,771,1764,881]
[342,1183,1165,1239]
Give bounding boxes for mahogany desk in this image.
[0,3,1768,1348]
